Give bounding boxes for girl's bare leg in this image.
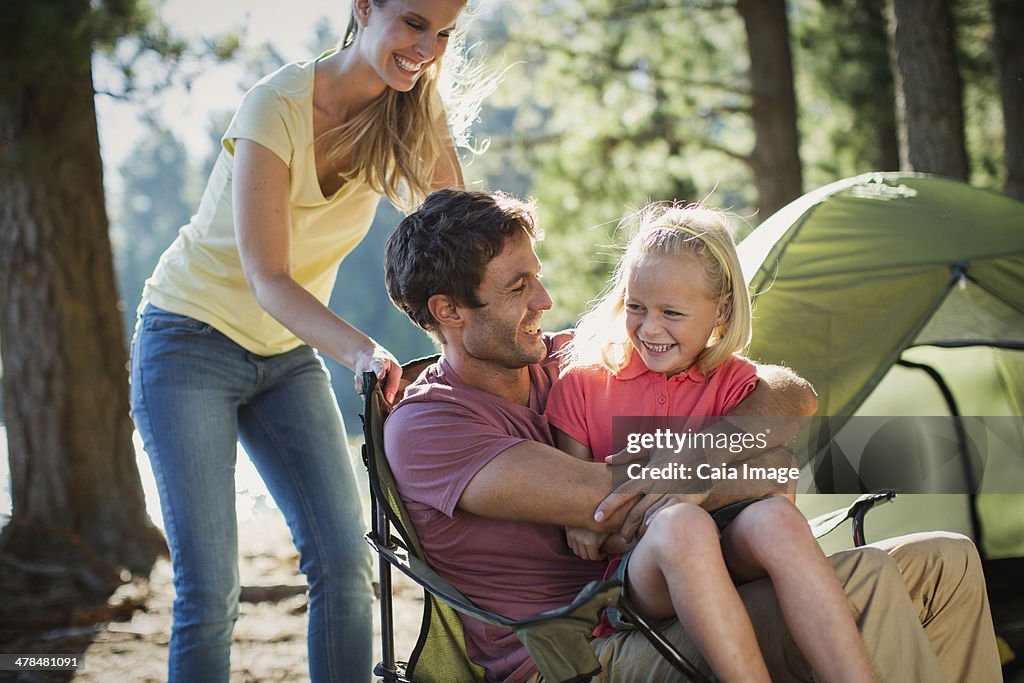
[722,496,876,683]
[626,503,771,683]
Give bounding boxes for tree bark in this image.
[859,0,901,171]
[885,0,969,180]
[737,0,803,222]
[0,0,165,583]
[990,0,1024,200]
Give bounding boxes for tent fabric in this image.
[736,173,1024,558]
[913,279,1024,349]
[739,172,1024,419]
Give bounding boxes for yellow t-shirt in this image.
[142,56,382,356]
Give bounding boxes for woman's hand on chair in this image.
[353,343,401,404]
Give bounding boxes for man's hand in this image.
[606,492,713,544]
[593,444,712,525]
[591,364,814,527]
[594,444,797,541]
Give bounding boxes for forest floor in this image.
[0,515,422,682]
[1,512,1023,682]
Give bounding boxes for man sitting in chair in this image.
[382,189,1000,682]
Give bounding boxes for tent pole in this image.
[895,359,985,559]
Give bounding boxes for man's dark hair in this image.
[385,189,542,340]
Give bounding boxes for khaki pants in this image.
[532,532,1000,683]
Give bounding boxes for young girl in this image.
[130,2,488,680]
[545,203,875,683]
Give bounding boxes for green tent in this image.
[737,172,1024,558]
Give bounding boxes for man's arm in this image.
[695,363,813,505]
[727,363,818,441]
[457,440,637,534]
[611,363,816,465]
[598,364,815,532]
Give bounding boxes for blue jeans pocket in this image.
[143,306,213,336]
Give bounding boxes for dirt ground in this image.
[4,514,1023,682]
[1,515,423,683]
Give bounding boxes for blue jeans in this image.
[129,305,374,682]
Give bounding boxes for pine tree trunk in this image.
[886,0,969,180]
[737,0,803,222]
[990,0,1024,200]
[861,0,901,171]
[0,0,165,583]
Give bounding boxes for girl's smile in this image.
[624,253,728,377]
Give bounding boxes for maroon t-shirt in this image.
[384,341,605,682]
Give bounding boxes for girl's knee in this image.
[729,497,823,568]
[738,497,808,540]
[647,502,719,548]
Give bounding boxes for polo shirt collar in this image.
[615,348,708,383]
[439,356,548,412]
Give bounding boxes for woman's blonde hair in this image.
[321,0,493,213]
[566,202,752,376]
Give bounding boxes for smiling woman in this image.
[126,2,493,682]
[315,0,469,207]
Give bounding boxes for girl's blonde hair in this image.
[566,202,752,376]
[322,0,494,213]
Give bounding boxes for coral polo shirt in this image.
[545,351,758,462]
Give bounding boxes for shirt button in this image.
[657,395,666,405]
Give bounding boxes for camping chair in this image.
[361,360,897,683]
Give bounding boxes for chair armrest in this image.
[807,489,898,546]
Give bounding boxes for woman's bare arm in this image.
[232,139,401,399]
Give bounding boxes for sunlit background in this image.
[0,0,1016,548]
[3,0,359,531]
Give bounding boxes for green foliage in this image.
[797,0,1003,191]
[85,0,151,47]
[0,1,207,98]
[207,33,243,62]
[953,0,1003,191]
[474,0,759,325]
[796,0,898,185]
[102,0,1013,430]
[468,0,1010,326]
[96,22,241,101]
